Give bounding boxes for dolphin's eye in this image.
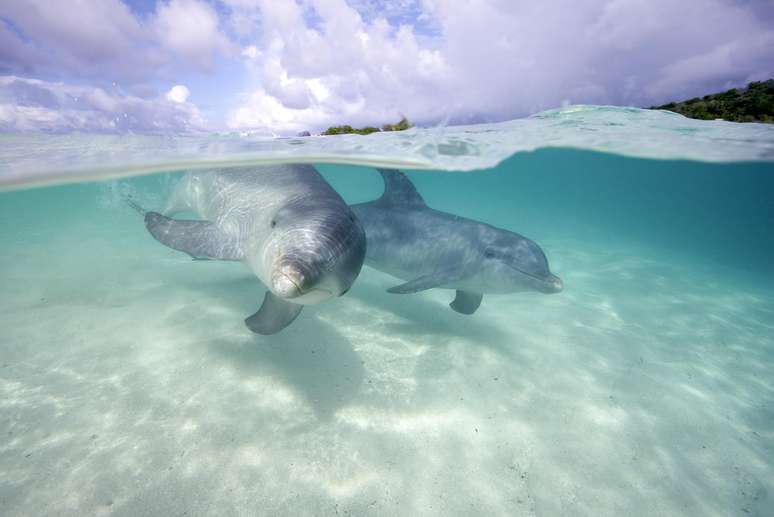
[484,248,496,259]
[270,219,277,228]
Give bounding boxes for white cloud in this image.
[225,0,451,132]
[153,0,234,72]
[227,89,326,133]
[0,76,204,133]
[224,0,774,133]
[648,31,774,99]
[241,45,260,59]
[0,0,235,81]
[1,0,773,134]
[166,85,191,103]
[0,0,150,79]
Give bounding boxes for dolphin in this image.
[131,165,366,334]
[351,169,562,314]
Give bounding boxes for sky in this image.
[1,0,773,134]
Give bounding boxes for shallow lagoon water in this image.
[1,108,774,516]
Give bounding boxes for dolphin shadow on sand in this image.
[208,310,364,422]
[161,272,364,421]
[348,275,516,355]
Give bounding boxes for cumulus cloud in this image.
[166,84,191,103]
[223,0,450,132]
[1,0,773,133]
[0,0,150,80]
[154,0,234,72]
[224,0,774,132]
[0,76,204,133]
[0,0,233,81]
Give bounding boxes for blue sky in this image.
[1,0,773,134]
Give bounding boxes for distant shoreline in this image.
[650,80,773,123]
[318,118,412,136]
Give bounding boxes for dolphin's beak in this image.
[271,262,334,303]
[544,274,563,293]
[272,270,304,298]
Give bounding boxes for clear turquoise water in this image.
[1,112,774,515]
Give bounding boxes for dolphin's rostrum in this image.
[132,165,366,334]
[351,169,562,314]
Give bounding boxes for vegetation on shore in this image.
[651,80,774,123]
[321,117,412,135]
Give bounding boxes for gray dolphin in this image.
[131,165,366,334]
[351,169,562,314]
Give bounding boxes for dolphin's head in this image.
[264,199,366,305]
[478,230,562,294]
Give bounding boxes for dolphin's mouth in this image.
[272,271,301,298]
[273,271,334,303]
[506,264,563,293]
[294,287,334,304]
[281,272,303,296]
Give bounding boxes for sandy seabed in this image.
[1,204,773,517]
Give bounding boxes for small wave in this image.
[1,105,773,189]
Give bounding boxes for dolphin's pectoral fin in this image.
[245,292,303,335]
[386,269,467,294]
[386,275,440,294]
[449,290,483,315]
[143,212,244,261]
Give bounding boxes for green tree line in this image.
[321,117,412,135]
[651,80,774,123]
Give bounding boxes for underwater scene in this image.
[1,108,774,516]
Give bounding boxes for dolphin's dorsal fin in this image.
[376,169,426,207]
